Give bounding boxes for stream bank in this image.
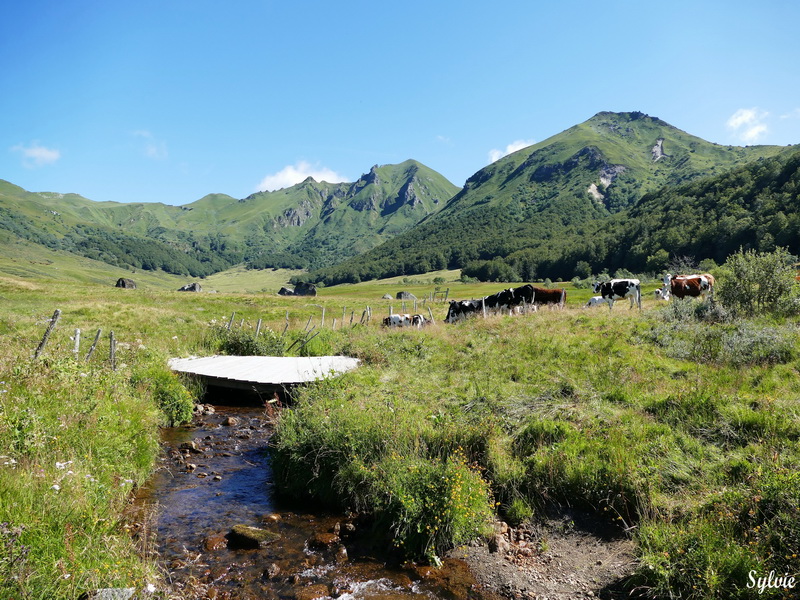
[134,404,503,600]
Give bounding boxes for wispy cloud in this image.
[256,161,348,192]
[132,130,168,160]
[780,108,800,120]
[726,108,769,143]
[488,139,535,164]
[11,141,61,168]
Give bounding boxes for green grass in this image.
[0,272,798,598]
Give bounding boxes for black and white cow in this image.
[592,279,642,310]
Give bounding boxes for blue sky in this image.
[2,0,799,205]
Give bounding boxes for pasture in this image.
[0,269,798,599]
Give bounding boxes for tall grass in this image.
[1,272,799,598]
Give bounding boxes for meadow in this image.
[0,259,798,599]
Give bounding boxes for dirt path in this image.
[451,510,638,600]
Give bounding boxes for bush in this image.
[717,248,800,317]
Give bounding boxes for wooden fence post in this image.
[109,331,117,371]
[255,318,262,338]
[72,328,81,359]
[427,306,435,325]
[227,313,236,330]
[321,307,326,328]
[85,329,102,362]
[34,309,61,359]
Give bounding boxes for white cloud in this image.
[132,130,168,160]
[255,161,348,192]
[726,108,769,143]
[488,139,535,164]
[11,142,61,168]
[780,108,800,120]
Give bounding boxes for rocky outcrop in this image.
[396,291,416,300]
[277,282,317,297]
[651,138,669,161]
[115,277,136,289]
[177,282,202,292]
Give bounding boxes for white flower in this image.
[51,484,60,491]
[55,461,73,470]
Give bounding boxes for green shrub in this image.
[717,248,800,317]
[504,497,535,527]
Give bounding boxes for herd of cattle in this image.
[380,273,718,327]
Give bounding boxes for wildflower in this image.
[55,461,73,470]
[51,484,60,491]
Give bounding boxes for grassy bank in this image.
[270,303,800,598]
[1,269,798,598]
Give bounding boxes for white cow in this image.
[584,296,606,308]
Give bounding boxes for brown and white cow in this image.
[661,273,715,300]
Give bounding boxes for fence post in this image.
[427,306,435,325]
[321,307,326,328]
[109,331,117,371]
[227,313,236,330]
[85,329,102,362]
[34,309,61,359]
[72,328,81,359]
[255,318,262,338]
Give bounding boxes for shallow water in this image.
[136,405,496,600]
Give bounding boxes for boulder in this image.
[115,278,136,289]
[278,287,295,296]
[294,282,317,296]
[178,282,202,292]
[382,294,393,300]
[396,291,416,300]
[226,524,281,549]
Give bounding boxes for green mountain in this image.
[0,160,458,276]
[306,111,793,284]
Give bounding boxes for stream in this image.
[135,404,499,600]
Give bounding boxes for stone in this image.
[203,534,228,551]
[308,532,340,550]
[488,534,510,555]
[79,590,135,600]
[223,416,239,426]
[293,584,330,600]
[227,524,281,549]
[264,563,281,579]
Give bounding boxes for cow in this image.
[584,295,606,308]
[532,287,567,308]
[592,279,642,310]
[654,288,670,301]
[662,273,715,301]
[445,299,482,323]
[382,314,412,327]
[411,314,427,328]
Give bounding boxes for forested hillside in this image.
[303,113,795,285]
[0,160,457,276]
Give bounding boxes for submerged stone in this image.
[227,524,281,549]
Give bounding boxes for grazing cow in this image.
[592,279,642,310]
[584,295,606,308]
[662,273,715,301]
[445,299,482,323]
[382,314,412,327]
[411,314,427,328]
[532,287,567,308]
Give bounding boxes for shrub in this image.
[717,248,800,317]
